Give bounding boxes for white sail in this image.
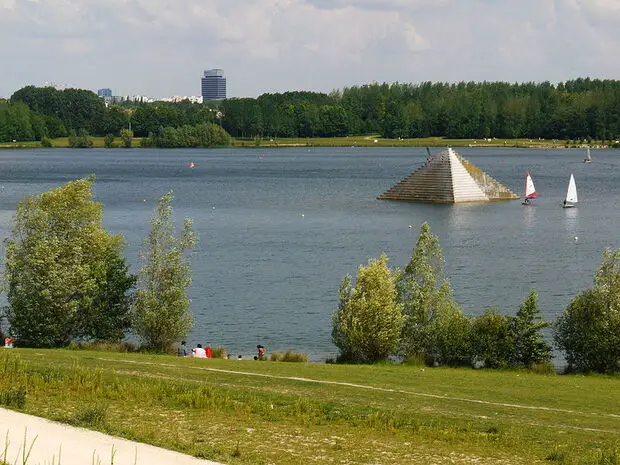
[565,174,578,205]
[586,147,591,161]
[524,173,537,199]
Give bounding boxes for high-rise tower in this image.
[201,69,227,101]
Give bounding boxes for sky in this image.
[1,0,619,99]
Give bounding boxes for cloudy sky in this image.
[1,0,619,99]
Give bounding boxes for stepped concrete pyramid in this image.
[378,148,519,203]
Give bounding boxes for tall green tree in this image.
[508,289,551,367]
[132,192,197,352]
[332,255,404,362]
[554,249,620,373]
[397,222,465,363]
[4,177,134,347]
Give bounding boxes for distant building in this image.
[201,69,227,101]
[160,96,204,104]
[97,88,112,97]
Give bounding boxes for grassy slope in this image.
[2,349,618,465]
[0,136,610,149]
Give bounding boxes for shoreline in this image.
[0,136,616,150]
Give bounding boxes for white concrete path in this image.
[0,408,224,465]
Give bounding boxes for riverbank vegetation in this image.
[3,178,196,352]
[0,349,618,465]
[2,79,620,146]
[333,223,620,374]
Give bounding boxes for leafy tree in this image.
[554,249,620,373]
[104,133,115,148]
[68,129,93,148]
[120,129,133,148]
[77,255,136,342]
[471,309,513,368]
[4,177,134,347]
[508,289,551,367]
[132,192,197,352]
[332,255,404,362]
[397,222,463,362]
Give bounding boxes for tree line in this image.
[2,78,620,144]
[221,79,620,141]
[2,177,196,352]
[333,223,620,374]
[1,86,221,142]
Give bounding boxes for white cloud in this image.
[0,0,618,99]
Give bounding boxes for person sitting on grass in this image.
[192,344,207,358]
[256,344,266,360]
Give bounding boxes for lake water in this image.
[0,147,618,361]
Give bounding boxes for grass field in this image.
[0,136,612,150]
[1,349,618,465]
[231,136,604,149]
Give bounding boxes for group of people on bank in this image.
[178,341,267,360]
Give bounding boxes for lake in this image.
[0,147,618,361]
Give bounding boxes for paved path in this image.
[0,408,224,465]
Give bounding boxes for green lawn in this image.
[0,136,609,150]
[1,349,618,465]
[232,136,603,149]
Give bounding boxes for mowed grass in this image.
[1,350,618,465]
[232,135,605,149]
[1,136,609,150]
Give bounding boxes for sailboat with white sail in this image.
[583,147,592,163]
[562,173,578,208]
[522,172,537,205]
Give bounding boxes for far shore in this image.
[1,135,617,150]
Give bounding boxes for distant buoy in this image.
[574,236,579,242]
[301,213,305,218]
[408,225,412,229]
[142,199,147,202]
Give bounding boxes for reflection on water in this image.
[522,204,536,228]
[562,206,580,243]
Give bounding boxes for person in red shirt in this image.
[205,345,213,358]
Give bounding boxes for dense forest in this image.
[221,79,620,141]
[1,78,620,143]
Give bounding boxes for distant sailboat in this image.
[583,147,592,164]
[522,172,537,205]
[562,173,578,208]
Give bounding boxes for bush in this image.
[72,404,107,427]
[0,387,27,409]
[68,129,93,148]
[120,129,133,148]
[67,341,138,353]
[554,249,620,373]
[211,346,228,359]
[104,133,115,148]
[40,137,53,147]
[270,351,309,362]
[471,309,513,368]
[554,288,620,373]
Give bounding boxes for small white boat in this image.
[522,172,537,205]
[562,173,578,208]
[583,147,592,164]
